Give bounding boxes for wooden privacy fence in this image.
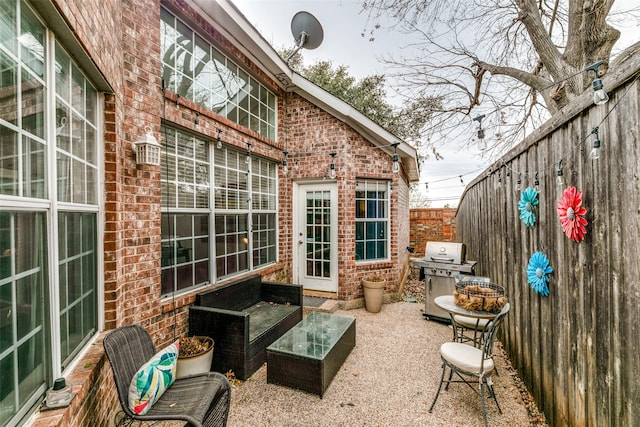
[456,54,640,427]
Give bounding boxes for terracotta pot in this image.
[176,336,214,379]
[362,279,385,313]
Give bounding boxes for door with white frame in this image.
[293,182,338,293]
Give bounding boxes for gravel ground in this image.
[225,301,548,427]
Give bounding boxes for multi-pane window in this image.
[355,180,390,261]
[0,2,99,425]
[161,126,277,296]
[160,8,277,140]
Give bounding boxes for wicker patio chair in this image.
[103,325,230,427]
[428,303,510,427]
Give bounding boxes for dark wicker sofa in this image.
[189,274,302,380]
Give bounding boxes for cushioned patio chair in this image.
[104,325,230,427]
[428,303,510,427]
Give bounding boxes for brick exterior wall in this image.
[409,208,458,257]
[27,0,414,425]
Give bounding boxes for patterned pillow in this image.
[128,340,179,415]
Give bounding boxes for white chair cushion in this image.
[440,342,494,374]
[453,315,490,329]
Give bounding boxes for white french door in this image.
[292,182,338,293]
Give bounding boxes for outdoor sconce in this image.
[584,61,609,105]
[391,143,400,174]
[132,127,161,166]
[473,115,487,150]
[329,152,337,179]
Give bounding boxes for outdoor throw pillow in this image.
[128,340,179,415]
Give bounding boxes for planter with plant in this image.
[362,275,385,313]
[176,335,214,379]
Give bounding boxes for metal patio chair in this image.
[429,303,510,427]
[103,324,230,427]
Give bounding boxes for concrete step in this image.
[303,296,339,314]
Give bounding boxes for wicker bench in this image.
[189,274,303,380]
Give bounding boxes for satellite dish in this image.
[285,11,324,63]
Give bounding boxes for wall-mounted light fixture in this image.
[329,152,337,179]
[132,127,161,166]
[589,127,601,160]
[391,143,400,174]
[473,115,487,150]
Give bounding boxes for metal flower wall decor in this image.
[518,187,539,227]
[556,186,588,242]
[527,251,553,296]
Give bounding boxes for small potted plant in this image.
[176,335,214,379]
[361,275,385,313]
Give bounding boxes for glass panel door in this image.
[294,183,337,292]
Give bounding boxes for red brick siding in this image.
[28,0,414,425]
[409,208,458,257]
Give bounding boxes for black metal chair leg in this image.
[428,361,447,413]
[480,380,488,427]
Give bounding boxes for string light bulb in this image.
[391,143,400,174]
[590,127,601,160]
[216,128,222,149]
[245,142,252,164]
[556,160,564,186]
[473,115,487,150]
[534,172,540,192]
[584,61,609,105]
[516,174,522,191]
[329,152,337,179]
[282,150,288,176]
[459,175,464,186]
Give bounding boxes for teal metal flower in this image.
[518,187,538,227]
[527,251,553,296]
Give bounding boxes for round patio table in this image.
[434,295,509,345]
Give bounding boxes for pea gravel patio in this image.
[223,301,547,427]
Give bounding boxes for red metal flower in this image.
[556,186,588,242]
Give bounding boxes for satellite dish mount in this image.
[285,11,324,64]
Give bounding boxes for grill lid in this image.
[424,241,466,265]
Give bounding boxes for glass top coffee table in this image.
[266,311,356,397]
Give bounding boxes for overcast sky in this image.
[233,0,640,207]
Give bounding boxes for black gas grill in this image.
[412,241,477,321]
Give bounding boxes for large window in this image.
[355,180,390,261]
[161,126,277,296]
[160,9,277,140]
[0,2,100,425]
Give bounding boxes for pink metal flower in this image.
[557,186,588,242]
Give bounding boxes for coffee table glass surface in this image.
[268,311,354,360]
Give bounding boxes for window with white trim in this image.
[355,180,390,261]
[161,126,277,296]
[0,2,100,425]
[160,8,277,139]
